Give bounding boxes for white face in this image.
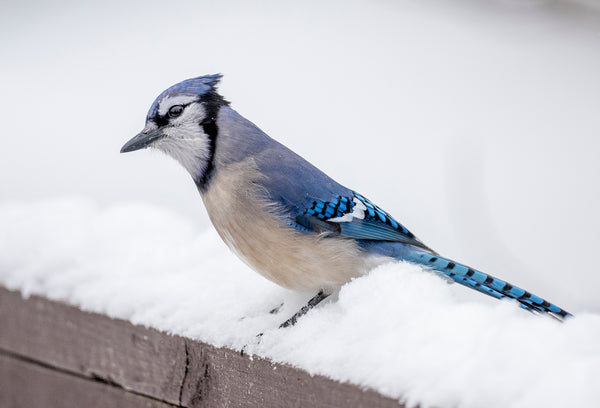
[149,95,212,181]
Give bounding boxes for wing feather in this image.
[288,191,432,251]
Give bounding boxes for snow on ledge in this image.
[1,197,599,408]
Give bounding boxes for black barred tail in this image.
[404,251,572,320]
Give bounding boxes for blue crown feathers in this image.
[147,74,223,120]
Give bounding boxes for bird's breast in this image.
[200,158,378,291]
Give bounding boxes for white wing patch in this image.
[328,198,366,222]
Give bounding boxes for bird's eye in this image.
[168,105,184,118]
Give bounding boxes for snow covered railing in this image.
[0,287,401,407]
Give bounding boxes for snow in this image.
[3,0,600,314]
[2,0,599,405]
[1,197,599,408]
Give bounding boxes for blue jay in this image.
[121,74,571,324]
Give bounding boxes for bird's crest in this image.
[147,74,224,120]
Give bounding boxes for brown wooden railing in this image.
[0,287,403,407]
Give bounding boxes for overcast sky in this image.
[1,0,599,312]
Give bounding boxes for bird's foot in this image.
[279,290,329,328]
[241,332,264,356]
[269,302,284,314]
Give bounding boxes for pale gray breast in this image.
[200,158,382,291]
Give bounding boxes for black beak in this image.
[120,128,165,153]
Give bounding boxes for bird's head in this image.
[121,74,229,186]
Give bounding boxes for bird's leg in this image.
[279,290,329,328]
[269,302,284,314]
[248,290,330,348]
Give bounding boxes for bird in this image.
[121,74,571,324]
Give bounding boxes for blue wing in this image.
[251,137,572,320]
[254,139,432,251]
[292,191,433,251]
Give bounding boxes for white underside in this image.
[201,158,387,292]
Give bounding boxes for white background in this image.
[2,0,599,313]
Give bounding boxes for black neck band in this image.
[195,91,229,191]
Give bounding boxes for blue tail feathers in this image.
[403,251,572,320]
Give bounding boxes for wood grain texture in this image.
[0,287,404,407]
[182,341,404,408]
[0,288,186,405]
[0,353,173,408]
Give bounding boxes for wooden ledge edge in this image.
[0,287,403,408]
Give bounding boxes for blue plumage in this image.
[404,251,569,317]
[306,196,353,220]
[289,189,570,319]
[121,74,572,323]
[146,74,222,120]
[284,190,432,252]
